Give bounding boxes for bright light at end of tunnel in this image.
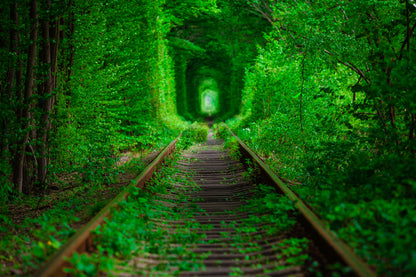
[201,89,218,116]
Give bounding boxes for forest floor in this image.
[0,150,159,276]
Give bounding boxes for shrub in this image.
[180,122,209,148]
[213,122,229,140]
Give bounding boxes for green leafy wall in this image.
[51,0,185,186]
[230,1,416,274]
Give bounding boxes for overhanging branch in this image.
[324,49,370,84]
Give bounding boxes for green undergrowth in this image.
[65,151,208,276]
[236,183,317,274]
[212,122,229,140]
[224,115,416,275]
[0,200,80,275]
[237,183,298,236]
[213,123,241,160]
[217,126,357,276]
[0,155,148,276]
[180,122,209,149]
[0,125,206,276]
[230,183,311,274]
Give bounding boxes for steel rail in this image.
[229,130,377,277]
[35,135,180,277]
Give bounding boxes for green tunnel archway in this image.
[175,56,236,120]
[170,4,268,122]
[200,87,219,115]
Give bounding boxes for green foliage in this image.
[218,181,310,275]
[0,200,80,274]
[239,184,298,234]
[275,238,310,266]
[48,0,187,192]
[324,199,416,274]
[231,0,416,275]
[67,155,206,275]
[212,122,229,140]
[64,251,115,277]
[0,159,12,202]
[212,123,242,159]
[180,122,209,148]
[0,152,148,275]
[224,137,241,161]
[1,0,415,275]
[170,0,269,119]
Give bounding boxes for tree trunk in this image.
[37,0,53,187]
[50,15,60,107]
[14,0,38,193]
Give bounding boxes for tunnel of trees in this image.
[1,0,416,275]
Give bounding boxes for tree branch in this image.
[324,49,370,84]
[399,22,416,60]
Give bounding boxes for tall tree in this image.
[15,0,39,193]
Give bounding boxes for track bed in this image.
[114,133,319,276]
[37,131,375,277]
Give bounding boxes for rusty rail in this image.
[229,129,376,277]
[35,136,180,277]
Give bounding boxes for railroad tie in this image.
[116,133,307,276]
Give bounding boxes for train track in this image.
[36,130,376,276]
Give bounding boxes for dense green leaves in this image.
[229,0,416,275]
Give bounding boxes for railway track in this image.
[36,130,376,276]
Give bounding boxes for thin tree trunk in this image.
[50,15,60,107]
[12,10,24,186]
[38,0,53,187]
[15,0,38,193]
